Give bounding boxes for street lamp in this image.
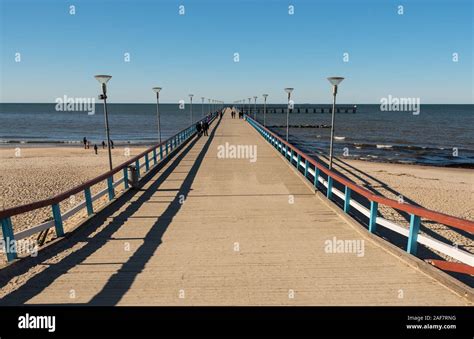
[262,94,268,127]
[152,87,162,143]
[253,96,257,120]
[327,77,344,170]
[284,87,294,141]
[189,94,194,125]
[201,97,205,117]
[94,74,113,171]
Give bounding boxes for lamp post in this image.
[94,74,113,171]
[284,87,294,141]
[253,96,257,120]
[327,77,344,170]
[262,94,268,127]
[201,97,205,117]
[189,94,194,125]
[152,87,162,143]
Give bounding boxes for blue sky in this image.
[0,0,472,103]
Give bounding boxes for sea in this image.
[1,103,473,168]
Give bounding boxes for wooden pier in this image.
[0,109,472,306]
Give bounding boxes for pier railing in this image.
[245,115,474,275]
[0,112,218,262]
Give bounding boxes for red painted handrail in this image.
[247,116,474,234]
[0,114,215,220]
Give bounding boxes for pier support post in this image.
[326,176,333,199]
[123,167,129,189]
[1,217,17,261]
[52,203,64,237]
[407,214,421,255]
[107,177,115,200]
[314,167,320,190]
[135,159,140,179]
[344,187,351,213]
[84,187,93,216]
[369,201,378,233]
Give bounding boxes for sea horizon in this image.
[2,103,472,168]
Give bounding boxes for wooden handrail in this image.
[247,116,474,234]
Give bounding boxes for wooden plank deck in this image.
[0,109,469,305]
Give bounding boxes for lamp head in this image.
[152,87,162,93]
[94,75,112,85]
[327,77,344,86]
[284,87,294,94]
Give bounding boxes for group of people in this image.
[196,120,210,136]
[83,137,114,155]
[230,109,243,119]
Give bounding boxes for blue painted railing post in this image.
[290,149,294,165]
[407,214,421,255]
[304,159,308,178]
[1,217,17,261]
[123,167,129,189]
[52,203,64,237]
[160,145,163,159]
[369,201,378,233]
[344,187,351,213]
[145,154,150,171]
[107,177,115,201]
[84,187,93,216]
[153,149,157,165]
[314,167,320,190]
[135,159,140,179]
[297,154,301,170]
[326,176,333,199]
[281,143,285,155]
[166,142,169,155]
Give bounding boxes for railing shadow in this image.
[88,116,222,305]
[0,115,222,305]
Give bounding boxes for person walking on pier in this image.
[102,141,106,149]
[203,121,209,136]
[83,137,87,149]
[196,121,202,136]
[94,144,98,155]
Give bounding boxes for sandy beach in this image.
[0,145,148,260]
[0,145,472,264]
[330,158,474,256]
